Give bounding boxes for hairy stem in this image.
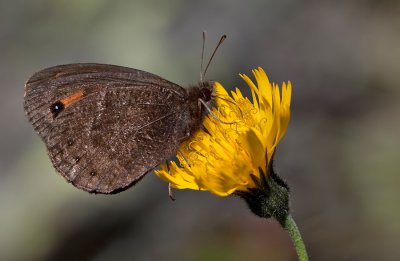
[282,214,309,261]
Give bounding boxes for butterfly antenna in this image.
[203,34,226,79]
[200,31,207,83]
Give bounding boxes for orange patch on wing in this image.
[61,90,84,107]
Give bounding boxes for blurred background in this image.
[1,0,399,260]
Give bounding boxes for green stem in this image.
[282,214,309,261]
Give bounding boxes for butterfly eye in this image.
[50,101,64,118]
[200,86,212,101]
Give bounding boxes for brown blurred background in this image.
[1,0,400,260]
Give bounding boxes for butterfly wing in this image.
[24,63,188,193]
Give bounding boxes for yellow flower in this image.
[155,67,292,196]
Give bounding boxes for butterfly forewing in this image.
[24,63,189,193]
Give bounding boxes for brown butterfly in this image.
[24,34,225,194]
[24,63,215,194]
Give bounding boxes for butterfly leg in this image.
[166,161,175,201]
[199,98,240,125]
[177,149,191,167]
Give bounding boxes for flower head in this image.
[155,67,292,196]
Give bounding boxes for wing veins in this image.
[131,110,179,140]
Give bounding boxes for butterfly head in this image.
[198,80,214,102]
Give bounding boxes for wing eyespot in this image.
[50,101,64,118]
